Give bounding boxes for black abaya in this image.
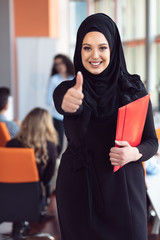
[53,13,158,240]
[54,81,158,240]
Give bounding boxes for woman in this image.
[53,14,158,240]
[6,107,58,185]
[6,107,58,237]
[46,54,74,156]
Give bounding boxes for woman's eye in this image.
[100,46,108,51]
[83,46,91,51]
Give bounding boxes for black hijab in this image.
[73,13,146,118]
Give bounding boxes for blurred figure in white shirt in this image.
[46,54,74,156]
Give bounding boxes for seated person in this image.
[6,107,58,237]
[0,87,20,138]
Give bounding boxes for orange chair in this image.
[156,128,160,142]
[142,162,146,176]
[0,122,11,147]
[0,147,54,240]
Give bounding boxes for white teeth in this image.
[91,62,101,66]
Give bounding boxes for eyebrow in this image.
[82,43,109,46]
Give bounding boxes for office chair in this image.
[0,122,11,147]
[156,128,160,142]
[0,147,55,240]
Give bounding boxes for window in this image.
[124,45,145,82]
[120,0,146,99]
[69,0,87,58]
[93,0,115,19]
[156,0,160,35]
[156,43,160,109]
[121,0,146,40]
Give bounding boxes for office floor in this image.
[0,193,61,240]
[0,193,160,240]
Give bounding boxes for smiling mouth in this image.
[89,61,102,66]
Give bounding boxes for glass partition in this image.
[94,0,115,20]
[123,45,145,82]
[156,0,160,35]
[121,0,146,40]
[69,0,87,58]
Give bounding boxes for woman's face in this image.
[54,58,67,75]
[81,31,110,75]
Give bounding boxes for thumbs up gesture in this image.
[62,71,84,113]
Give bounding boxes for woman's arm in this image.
[46,76,55,107]
[6,138,23,147]
[41,142,58,185]
[109,101,158,166]
[136,100,158,161]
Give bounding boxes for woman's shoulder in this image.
[47,140,56,146]
[50,73,63,84]
[46,141,58,158]
[6,138,22,147]
[67,74,75,80]
[118,74,148,106]
[46,141,57,152]
[51,73,60,79]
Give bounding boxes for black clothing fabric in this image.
[54,80,158,240]
[6,139,57,185]
[53,117,64,156]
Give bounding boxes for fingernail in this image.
[77,71,81,74]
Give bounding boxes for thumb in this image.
[74,71,83,91]
[115,140,130,147]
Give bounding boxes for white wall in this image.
[16,38,58,121]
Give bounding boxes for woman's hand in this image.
[109,140,142,166]
[62,71,84,113]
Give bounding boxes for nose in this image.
[92,49,99,59]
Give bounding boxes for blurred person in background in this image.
[6,107,58,238]
[0,87,20,138]
[46,54,74,156]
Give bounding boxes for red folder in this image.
[114,94,150,172]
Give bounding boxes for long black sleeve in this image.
[41,141,57,185]
[137,100,158,161]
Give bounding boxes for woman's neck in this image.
[60,72,67,80]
